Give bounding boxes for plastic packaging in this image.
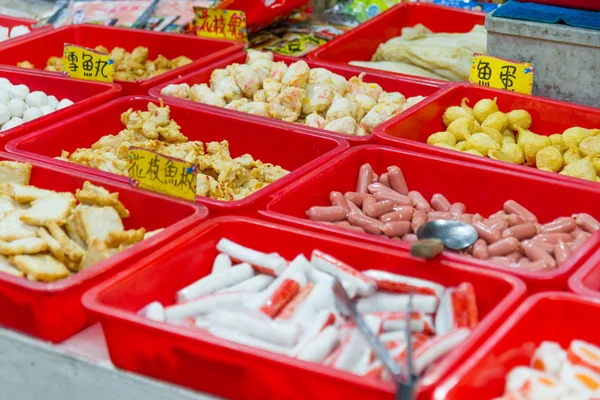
[434,292,600,399]
[83,216,525,400]
[7,96,348,214]
[0,24,243,95]
[262,145,600,293]
[216,0,311,32]
[0,153,207,342]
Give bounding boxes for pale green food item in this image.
[482,111,509,133]
[516,127,551,166]
[563,127,594,148]
[579,136,600,157]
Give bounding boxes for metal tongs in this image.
[332,279,417,400]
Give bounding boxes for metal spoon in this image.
[416,220,478,250]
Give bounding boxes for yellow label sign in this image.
[269,35,327,57]
[193,7,248,43]
[127,147,197,201]
[63,44,114,83]
[469,54,534,95]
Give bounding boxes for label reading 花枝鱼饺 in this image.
[63,44,114,83]
[128,147,197,201]
[470,54,534,95]
[193,7,248,43]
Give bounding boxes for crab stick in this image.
[209,327,291,355]
[290,281,337,330]
[356,292,438,314]
[216,238,287,276]
[259,272,306,318]
[138,301,165,322]
[435,283,478,336]
[311,250,376,298]
[297,326,340,363]
[332,315,381,372]
[531,341,566,377]
[177,263,254,302]
[217,274,274,294]
[277,283,315,320]
[365,311,435,334]
[362,270,445,298]
[212,253,232,274]
[291,310,337,358]
[414,328,471,375]
[165,291,249,321]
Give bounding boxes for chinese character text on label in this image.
[469,54,534,95]
[193,7,248,43]
[63,44,114,83]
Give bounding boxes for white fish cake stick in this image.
[414,328,471,375]
[290,281,337,330]
[362,269,445,298]
[209,327,291,355]
[356,292,438,314]
[311,249,376,298]
[217,274,274,294]
[212,253,232,274]
[138,301,165,322]
[177,263,254,302]
[289,309,336,357]
[208,309,301,347]
[333,329,368,372]
[297,326,339,363]
[216,238,286,276]
[165,291,248,321]
[366,311,435,334]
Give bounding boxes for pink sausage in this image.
[487,237,520,257]
[541,217,577,234]
[534,223,543,234]
[530,238,554,254]
[334,221,351,227]
[356,164,373,194]
[306,206,347,222]
[554,241,572,266]
[473,222,501,244]
[380,208,413,223]
[490,256,513,266]
[346,225,366,233]
[473,214,485,224]
[504,200,538,223]
[345,192,371,206]
[374,191,414,207]
[411,210,428,232]
[408,191,431,212]
[507,214,526,227]
[459,214,474,225]
[573,213,600,233]
[330,191,352,214]
[520,260,548,272]
[449,202,466,217]
[347,212,384,235]
[533,233,573,244]
[472,239,489,260]
[502,223,537,240]
[387,166,409,195]
[522,241,557,269]
[362,196,377,215]
[485,219,508,232]
[431,194,451,212]
[507,252,521,263]
[347,199,362,214]
[427,211,452,221]
[403,233,418,243]
[571,232,591,252]
[372,173,379,183]
[368,183,397,195]
[488,210,507,220]
[379,173,391,188]
[571,227,584,239]
[382,221,411,238]
[365,200,396,218]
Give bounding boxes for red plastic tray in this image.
[375,83,600,189]
[0,14,53,46]
[0,66,121,149]
[306,3,485,82]
[568,248,600,299]
[0,152,208,343]
[0,24,244,96]
[82,216,526,400]
[434,292,600,399]
[516,0,600,11]
[7,95,349,214]
[261,145,600,293]
[149,52,445,145]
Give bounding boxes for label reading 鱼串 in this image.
[470,54,534,95]
[63,43,114,83]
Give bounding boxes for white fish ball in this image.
[0,89,9,105]
[0,78,12,91]
[26,91,48,108]
[23,107,43,122]
[39,105,54,116]
[9,25,30,39]
[0,104,10,125]
[9,84,29,100]
[57,98,74,110]
[1,117,23,131]
[7,98,26,118]
[47,95,59,109]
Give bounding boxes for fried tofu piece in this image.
[0,237,48,256]
[65,213,86,249]
[105,228,145,248]
[0,162,32,185]
[0,194,21,219]
[0,211,38,241]
[75,206,124,245]
[143,228,164,240]
[4,183,58,203]
[37,227,65,263]
[0,255,23,278]
[10,254,70,282]
[46,221,85,262]
[75,181,130,218]
[79,238,117,271]
[20,194,76,226]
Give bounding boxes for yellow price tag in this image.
[127,147,197,201]
[470,54,534,95]
[193,7,248,43]
[269,35,327,57]
[63,44,114,83]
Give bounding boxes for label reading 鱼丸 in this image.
[193,7,248,43]
[128,147,197,201]
[63,43,114,83]
[470,54,534,95]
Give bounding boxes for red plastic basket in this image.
[6,95,349,214]
[0,24,244,95]
[0,66,121,149]
[261,145,600,293]
[149,52,445,145]
[0,152,208,342]
[568,248,600,300]
[374,83,600,189]
[82,216,526,400]
[306,3,485,82]
[0,14,53,46]
[434,292,600,399]
[516,0,600,11]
